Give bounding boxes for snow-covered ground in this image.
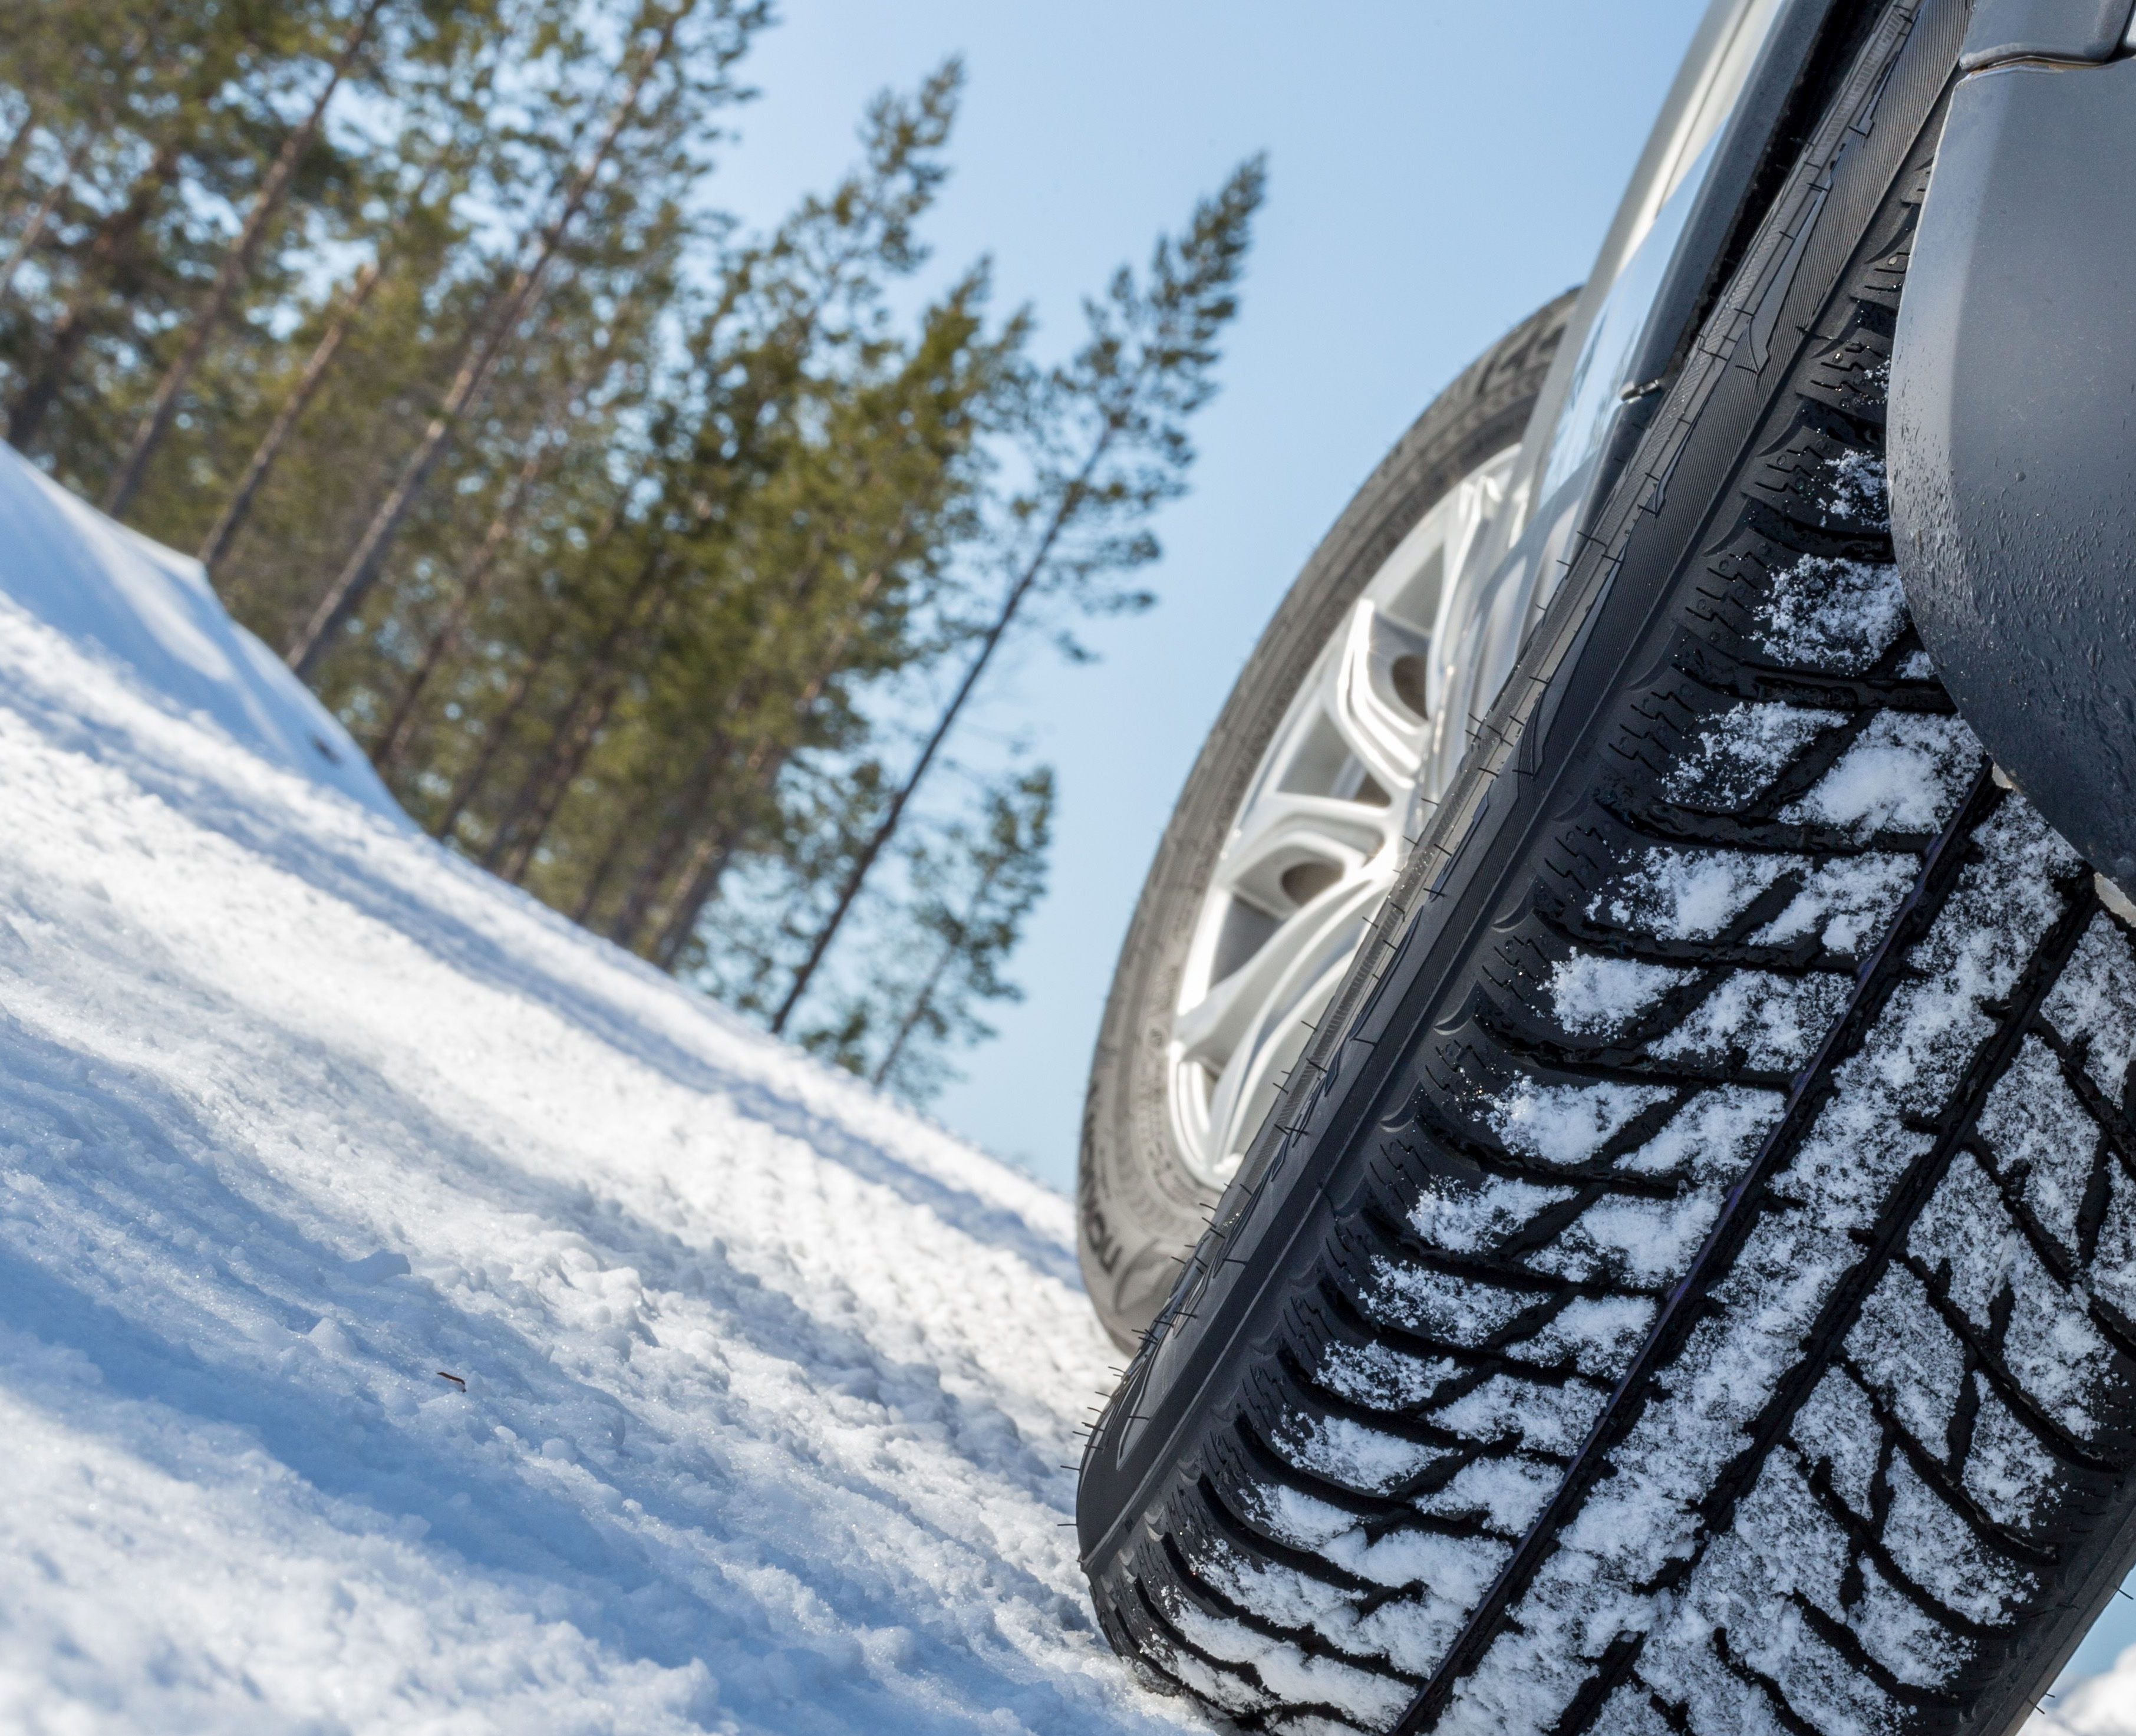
[0,444,1192,1733]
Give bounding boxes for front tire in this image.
[1080,6,2136,1733]
[1079,295,1575,1351]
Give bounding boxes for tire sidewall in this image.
[1077,294,1575,1348]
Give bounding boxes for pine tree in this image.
[863,765,1054,1101]
[284,0,764,676]
[101,0,392,518]
[769,156,1265,1033]
[2,12,1261,1095]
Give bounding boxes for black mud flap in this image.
[1890,1,2136,884]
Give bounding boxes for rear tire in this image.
[1079,6,2136,1733]
[1079,294,1575,1351]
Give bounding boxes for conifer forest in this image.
[0,1,1262,1100]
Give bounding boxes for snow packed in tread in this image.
[1089,179,2136,1735]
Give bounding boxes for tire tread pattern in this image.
[1084,9,2136,1730]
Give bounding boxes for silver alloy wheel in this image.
[1164,447,1517,1188]
[1080,291,1574,1350]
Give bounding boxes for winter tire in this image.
[1079,5,2136,1734]
[1080,294,1577,1351]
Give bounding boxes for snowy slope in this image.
[0,459,1191,1733]
[0,444,401,820]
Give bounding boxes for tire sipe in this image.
[1079,5,2136,1733]
[1079,294,1576,1352]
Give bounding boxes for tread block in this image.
[1847,1266,1969,1460]
[1793,1368,1886,1517]
[2041,913,2136,1101]
[1975,1036,2101,1266]
[1878,1454,2033,1628]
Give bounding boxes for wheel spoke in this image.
[1319,600,1430,799]
[1175,866,1386,1065]
[1159,443,1524,1190]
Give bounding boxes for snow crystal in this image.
[1910,1141,2121,1449]
[1344,1593,1465,1681]
[1848,1264,1969,1455]
[1749,851,1914,955]
[1268,1716,1373,1736]
[1361,1261,1542,1348]
[1429,1372,1606,1457]
[1909,1152,2028,1332]
[1825,447,1891,529]
[2091,1168,2136,1324]
[1848,1553,1977,1689]
[1756,554,1908,675]
[2042,912,2136,1101]
[1790,1368,1882,1514]
[1272,1411,1441,1496]
[1148,1639,1272,1718]
[1548,951,1692,1035]
[1523,1191,1720,1287]
[1410,1452,1559,1533]
[1587,1681,1680,1736]
[1315,1339,1460,1412]
[1235,1480,1359,1552]
[1781,710,1980,839]
[1962,1376,2056,1536]
[1489,1079,1672,1168]
[1769,1091,1933,1232]
[1162,1597,1410,1728]
[1233,1481,1510,1615]
[1650,969,1851,1075]
[1406,1171,1575,1254]
[1614,1618,1787,1736]
[1999,1261,2117,1442]
[1189,1536,1373,1660]
[1685,1517,1894,1736]
[1320,1525,1508,1605]
[1911,795,2079,986]
[1527,1294,1657,1379]
[1596,845,1799,941]
[1616,1085,1784,1186]
[1443,1579,1650,1736]
[1898,648,1936,679]
[1664,701,1845,808]
[1880,1453,2034,1626]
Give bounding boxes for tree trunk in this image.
[283,2,691,678]
[872,943,954,1086]
[103,0,388,518]
[0,103,38,215]
[4,140,178,447]
[871,860,1006,1088]
[472,545,669,871]
[637,593,875,967]
[370,316,631,772]
[641,734,783,967]
[767,434,1110,1032]
[491,579,674,883]
[0,131,86,301]
[617,511,898,960]
[196,255,381,574]
[427,612,567,841]
[569,775,667,924]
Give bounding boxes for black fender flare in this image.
[1890,0,2136,882]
